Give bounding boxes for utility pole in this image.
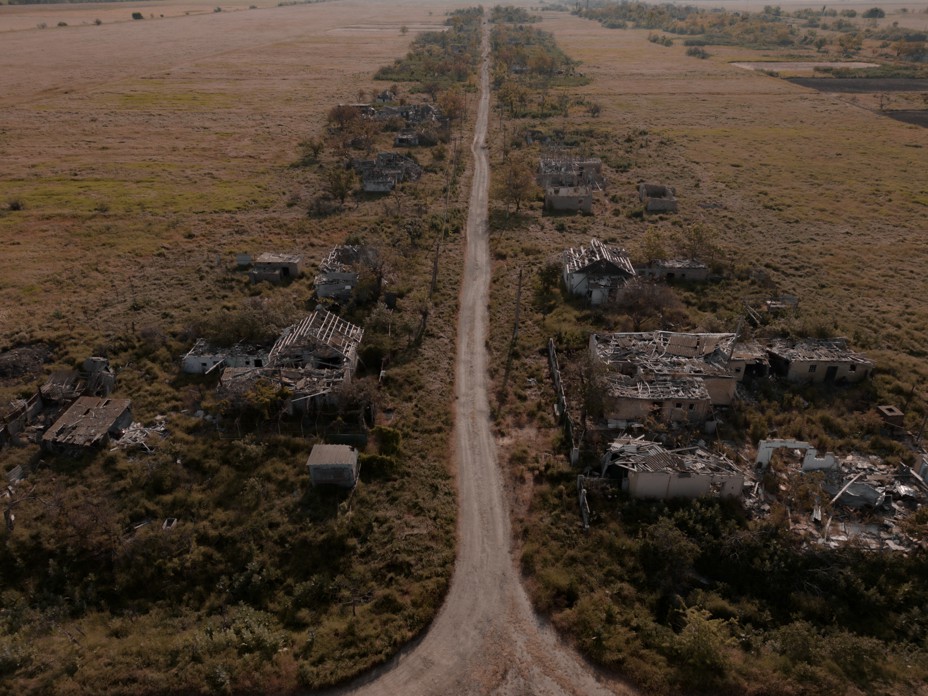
[512,267,523,340]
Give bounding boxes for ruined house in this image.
[314,245,376,301]
[216,309,364,412]
[268,309,363,373]
[249,253,303,284]
[601,436,743,499]
[635,258,708,282]
[40,357,115,402]
[638,183,678,213]
[591,331,742,408]
[394,131,420,147]
[307,443,360,488]
[537,154,604,189]
[42,396,132,453]
[352,152,423,193]
[601,375,711,425]
[765,338,872,384]
[562,238,635,305]
[545,186,592,214]
[181,341,270,375]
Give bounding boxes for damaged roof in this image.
[269,308,363,364]
[564,238,634,277]
[766,338,872,365]
[42,396,131,449]
[602,436,740,476]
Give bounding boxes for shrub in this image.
[132,12,144,20]
[863,8,885,19]
[686,47,710,59]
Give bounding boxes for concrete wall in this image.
[702,376,737,406]
[785,360,870,384]
[629,470,742,499]
[545,190,592,213]
[309,463,359,488]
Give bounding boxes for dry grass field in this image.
[0,1,473,691]
[0,0,452,363]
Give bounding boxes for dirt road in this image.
[326,21,635,696]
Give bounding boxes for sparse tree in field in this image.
[636,226,668,263]
[327,104,360,131]
[323,165,356,205]
[438,87,465,121]
[400,25,408,35]
[838,32,863,55]
[494,155,537,214]
[612,281,684,331]
[672,223,722,264]
[297,137,324,165]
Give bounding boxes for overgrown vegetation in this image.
[374,8,482,89]
[483,6,928,696]
[579,0,928,61]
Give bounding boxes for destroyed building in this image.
[601,436,743,499]
[314,245,376,301]
[181,341,270,375]
[42,397,132,453]
[601,375,711,425]
[544,186,593,214]
[591,331,742,405]
[638,183,677,213]
[562,238,635,305]
[212,308,364,412]
[635,258,709,282]
[537,153,604,189]
[352,152,423,193]
[249,253,303,284]
[394,131,420,147]
[765,338,872,384]
[752,439,928,552]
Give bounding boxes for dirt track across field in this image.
[324,20,634,696]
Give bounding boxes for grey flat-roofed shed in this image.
[307,444,360,488]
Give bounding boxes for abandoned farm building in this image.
[537,154,604,189]
[211,308,365,411]
[602,375,711,425]
[638,183,677,213]
[766,338,872,384]
[268,309,363,373]
[42,397,132,453]
[545,186,592,214]
[307,444,360,488]
[601,436,743,499]
[314,245,375,301]
[182,341,270,375]
[588,331,769,426]
[635,258,708,282]
[250,253,303,284]
[563,238,635,305]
